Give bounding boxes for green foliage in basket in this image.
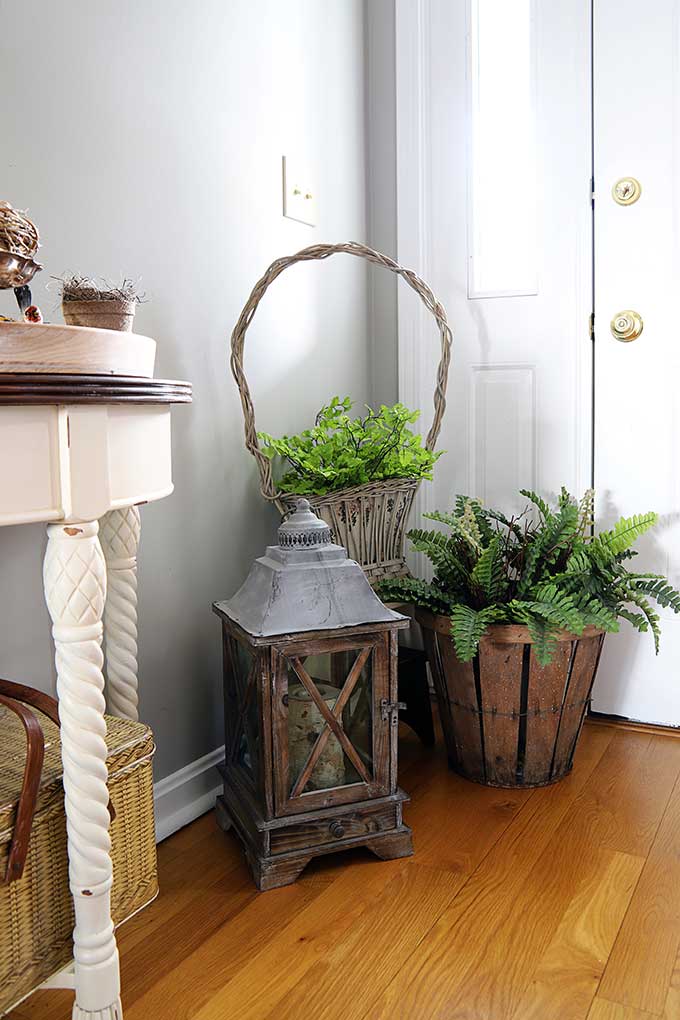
[377,488,680,666]
[258,396,442,496]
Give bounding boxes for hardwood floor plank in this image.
[190,854,410,1020]
[404,760,530,875]
[662,950,680,1019]
[599,764,680,1014]
[565,732,680,858]
[365,723,615,1020]
[125,868,329,1020]
[264,863,462,1020]
[587,999,659,1020]
[511,850,644,1020]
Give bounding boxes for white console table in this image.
[0,370,191,1019]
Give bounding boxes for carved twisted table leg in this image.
[43,521,122,1020]
[99,507,141,721]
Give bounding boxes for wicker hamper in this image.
[231,241,453,583]
[0,703,158,1016]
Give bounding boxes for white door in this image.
[397,0,593,525]
[591,0,680,724]
[397,0,680,726]
[396,2,592,546]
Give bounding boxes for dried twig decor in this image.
[55,275,145,303]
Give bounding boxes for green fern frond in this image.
[572,594,619,633]
[510,604,559,665]
[630,578,680,614]
[449,605,501,661]
[509,598,582,639]
[407,528,470,590]
[471,536,507,601]
[423,510,460,530]
[526,584,587,633]
[594,513,658,557]
[519,489,554,522]
[626,591,661,653]
[518,501,580,593]
[618,608,649,633]
[375,577,453,615]
[564,549,591,575]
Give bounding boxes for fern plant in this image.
[377,489,680,666]
[258,396,441,496]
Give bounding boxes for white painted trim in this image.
[153,745,224,843]
[395,0,434,576]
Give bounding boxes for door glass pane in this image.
[285,647,373,796]
[469,0,537,297]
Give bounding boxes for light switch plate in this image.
[282,156,317,227]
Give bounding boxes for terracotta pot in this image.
[416,609,605,788]
[62,299,136,333]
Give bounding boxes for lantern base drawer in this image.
[215,780,413,891]
[270,804,398,855]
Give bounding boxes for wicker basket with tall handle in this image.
[231,241,452,583]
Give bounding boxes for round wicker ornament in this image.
[0,202,42,290]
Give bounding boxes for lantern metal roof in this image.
[214,499,407,639]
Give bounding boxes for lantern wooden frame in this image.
[213,609,413,891]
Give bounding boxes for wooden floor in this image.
[11,717,680,1020]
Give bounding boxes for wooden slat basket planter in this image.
[230,242,452,583]
[417,610,606,788]
[0,706,158,1015]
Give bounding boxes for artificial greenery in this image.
[258,396,441,496]
[377,488,680,666]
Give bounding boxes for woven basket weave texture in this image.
[0,708,157,1015]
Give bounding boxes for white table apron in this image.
[0,385,189,1020]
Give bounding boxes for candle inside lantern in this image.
[288,681,345,791]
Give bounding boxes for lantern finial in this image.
[278,498,332,549]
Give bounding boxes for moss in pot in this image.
[57,275,143,333]
[377,489,680,788]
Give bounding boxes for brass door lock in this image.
[610,310,644,342]
[612,177,642,205]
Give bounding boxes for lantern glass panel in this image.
[285,647,373,796]
[226,635,260,788]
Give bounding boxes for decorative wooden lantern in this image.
[213,499,413,890]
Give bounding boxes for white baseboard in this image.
[153,745,224,843]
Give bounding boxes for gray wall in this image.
[0,0,369,780]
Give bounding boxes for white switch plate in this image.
[282,155,317,227]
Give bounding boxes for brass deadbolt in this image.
[610,310,643,342]
[612,177,642,206]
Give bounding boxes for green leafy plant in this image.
[258,396,442,496]
[377,488,680,666]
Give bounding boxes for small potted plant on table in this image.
[378,489,680,788]
[57,275,143,332]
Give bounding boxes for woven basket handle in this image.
[0,679,59,885]
[230,241,453,502]
[0,679,115,885]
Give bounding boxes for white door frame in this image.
[396,0,436,560]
